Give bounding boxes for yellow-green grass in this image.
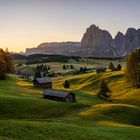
[0,72,140,139]
[21,59,125,76]
[80,103,140,126]
[53,70,140,104]
[0,76,88,120]
[0,119,140,140]
[53,70,140,127]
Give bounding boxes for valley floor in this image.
[0,71,140,140]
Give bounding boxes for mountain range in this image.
[25,25,140,58]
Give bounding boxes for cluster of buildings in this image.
[17,66,107,103]
[34,77,76,103]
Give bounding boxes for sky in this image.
[0,0,140,52]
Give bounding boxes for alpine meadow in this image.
[0,0,140,140]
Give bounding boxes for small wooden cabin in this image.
[96,67,106,73]
[43,89,76,102]
[34,77,52,88]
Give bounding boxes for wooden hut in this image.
[43,89,76,102]
[96,67,106,73]
[34,77,52,88]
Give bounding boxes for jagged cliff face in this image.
[81,25,112,48]
[112,28,140,56]
[81,25,116,57]
[25,25,140,57]
[81,25,140,57]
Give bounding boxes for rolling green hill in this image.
[54,71,140,126]
[0,71,140,140]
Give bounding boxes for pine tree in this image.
[98,78,111,99]
[109,62,115,71]
[43,65,48,74]
[4,48,15,73]
[84,67,87,73]
[0,58,6,79]
[80,66,84,72]
[63,65,66,69]
[70,65,74,69]
[43,71,46,77]
[63,80,70,88]
[0,48,14,80]
[34,65,41,79]
[126,49,140,88]
[117,64,122,71]
[48,66,50,70]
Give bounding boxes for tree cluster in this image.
[79,66,87,73]
[26,54,71,64]
[63,64,75,70]
[108,62,122,71]
[34,64,50,78]
[0,48,14,79]
[126,49,140,88]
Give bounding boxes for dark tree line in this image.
[26,54,75,64]
[0,48,14,80]
[108,62,122,71]
[63,65,75,70]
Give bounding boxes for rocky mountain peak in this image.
[81,25,115,57]
[81,25,112,48]
[115,32,124,38]
[126,28,137,34]
[25,24,140,58]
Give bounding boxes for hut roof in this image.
[44,89,75,98]
[96,67,106,70]
[35,77,52,84]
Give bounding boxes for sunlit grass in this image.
[95,121,136,127]
[16,81,33,87]
[0,70,140,139]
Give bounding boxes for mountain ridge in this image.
[25,25,140,57]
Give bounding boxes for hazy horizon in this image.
[0,0,140,52]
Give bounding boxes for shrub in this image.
[63,80,70,88]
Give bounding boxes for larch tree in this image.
[63,80,70,88]
[97,78,111,99]
[126,49,140,88]
[0,48,14,80]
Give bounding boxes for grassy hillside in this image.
[15,59,126,78]
[54,71,140,126]
[0,72,140,140]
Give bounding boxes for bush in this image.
[63,80,70,88]
[117,64,122,71]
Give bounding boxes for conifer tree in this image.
[70,65,74,69]
[117,64,122,71]
[48,66,50,70]
[98,78,111,99]
[63,80,70,88]
[0,48,14,80]
[43,71,47,77]
[4,48,14,73]
[63,65,66,69]
[126,49,140,88]
[109,62,115,71]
